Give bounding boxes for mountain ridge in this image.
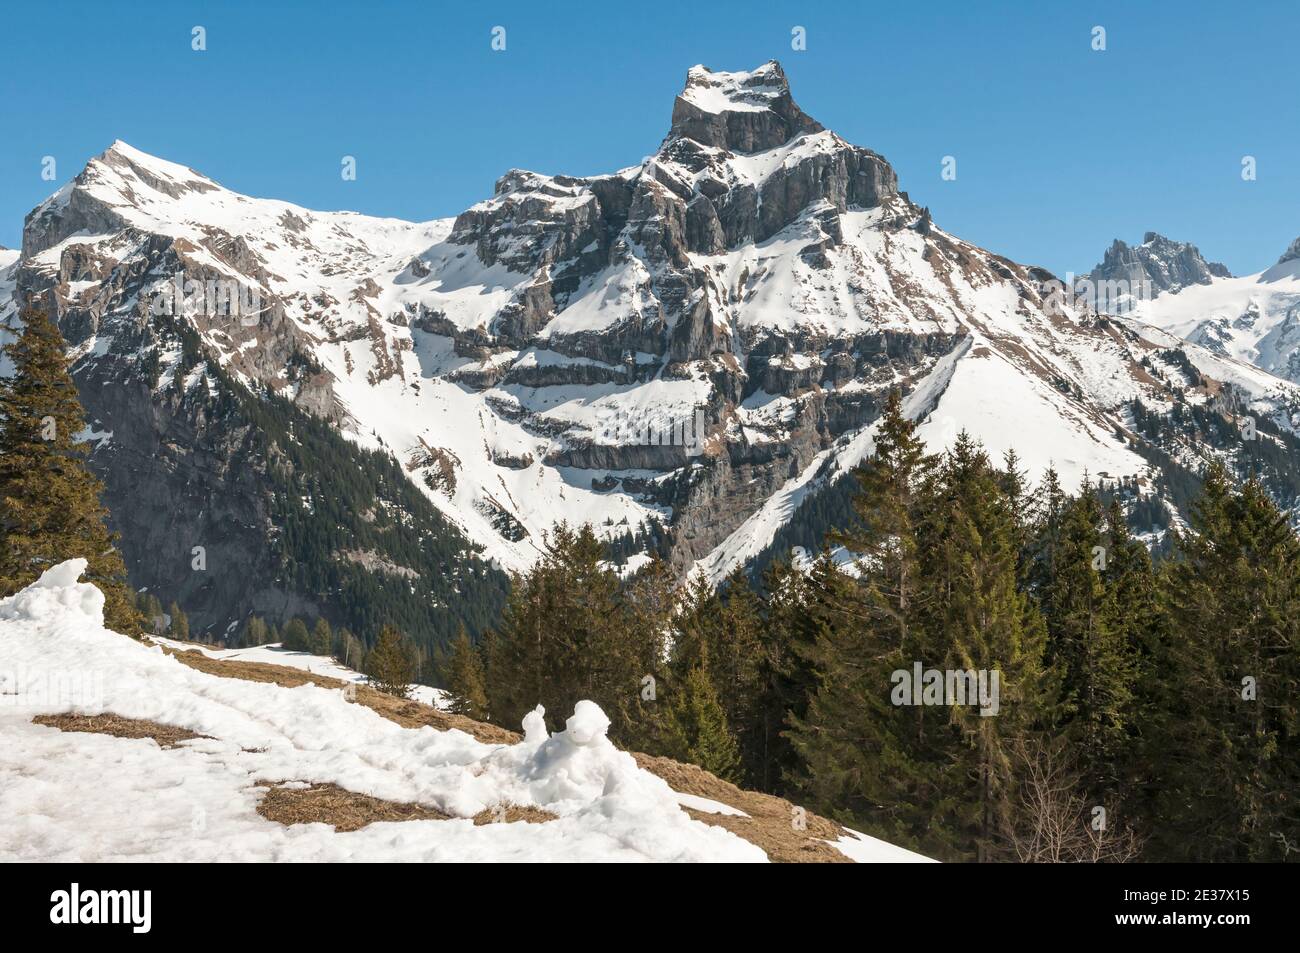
[8,61,1300,634]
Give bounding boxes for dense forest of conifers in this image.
[442,393,1299,863]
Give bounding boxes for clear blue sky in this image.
[2,0,1297,276]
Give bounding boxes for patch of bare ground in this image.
[471,805,558,825]
[256,782,449,831]
[255,782,556,832]
[160,645,854,861]
[633,753,850,864]
[32,712,207,748]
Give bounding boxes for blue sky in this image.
[2,0,1297,276]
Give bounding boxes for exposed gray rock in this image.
[1079,232,1231,311]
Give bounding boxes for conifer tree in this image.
[911,434,1051,861]
[668,568,763,777]
[281,617,310,652]
[787,551,926,842]
[618,556,675,751]
[311,617,333,655]
[440,628,489,720]
[660,647,742,782]
[168,601,190,641]
[751,558,816,794]
[0,303,139,633]
[831,388,933,645]
[1025,464,1067,599]
[1154,465,1300,861]
[483,523,645,741]
[366,624,416,698]
[243,615,268,648]
[787,394,942,847]
[1100,495,1162,809]
[1041,484,1136,799]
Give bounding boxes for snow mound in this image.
[0,561,765,862]
[0,558,102,623]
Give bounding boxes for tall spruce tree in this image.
[1154,464,1300,861]
[912,434,1051,861]
[1041,484,1136,800]
[1100,495,1162,813]
[366,624,416,698]
[660,646,743,783]
[669,568,764,780]
[168,601,190,641]
[751,558,816,794]
[787,394,942,849]
[0,303,139,633]
[439,628,489,721]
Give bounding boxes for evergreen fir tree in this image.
[311,617,333,655]
[336,627,364,670]
[751,558,816,794]
[281,617,310,652]
[911,433,1051,861]
[366,624,416,698]
[167,601,190,641]
[1153,465,1300,861]
[660,647,742,782]
[0,302,140,633]
[787,394,943,849]
[1100,495,1163,812]
[440,628,489,720]
[242,615,268,648]
[1041,484,1136,799]
[483,523,648,742]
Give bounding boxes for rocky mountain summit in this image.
[1078,232,1231,312]
[7,61,1300,637]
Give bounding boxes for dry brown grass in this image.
[471,805,558,826]
[160,643,856,861]
[255,782,556,832]
[256,782,450,831]
[633,753,850,863]
[32,712,207,748]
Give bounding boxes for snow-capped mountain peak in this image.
[672,61,824,151]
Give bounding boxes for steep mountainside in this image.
[7,61,1300,625]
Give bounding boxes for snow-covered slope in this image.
[11,60,1300,620]
[152,636,447,708]
[0,560,928,862]
[1131,247,1300,384]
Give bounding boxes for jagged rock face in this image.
[1277,236,1300,266]
[670,62,823,152]
[10,62,1300,604]
[1080,232,1231,309]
